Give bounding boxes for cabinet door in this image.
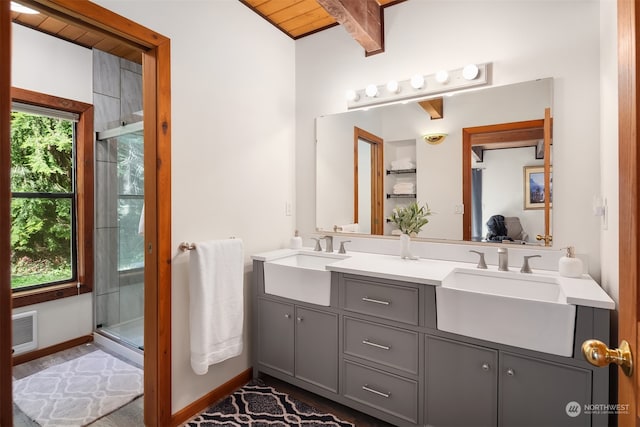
[258,299,294,376]
[500,352,591,427]
[426,336,498,427]
[295,306,338,393]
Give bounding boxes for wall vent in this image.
[12,311,37,355]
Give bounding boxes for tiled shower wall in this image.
[93,49,143,330]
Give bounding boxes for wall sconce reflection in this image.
[423,133,448,145]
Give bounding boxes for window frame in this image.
[10,87,93,308]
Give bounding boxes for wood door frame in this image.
[0,2,172,426]
[617,0,638,424]
[462,119,547,241]
[1,1,13,425]
[353,127,384,235]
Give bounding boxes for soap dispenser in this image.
[559,246,583,278]
[290,230,303,249]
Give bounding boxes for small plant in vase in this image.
[388,201,432,259]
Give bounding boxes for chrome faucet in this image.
[520,255,542,273]
[338,240,351,254]
[469,250,487,269]
[321,235,334,253]
[498,247,509,271]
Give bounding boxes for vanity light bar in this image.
[346,63,491,110]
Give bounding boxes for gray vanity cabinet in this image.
[499,352,591,427]
[294,306,339,392]
[257,298,338,393]
[253,262,609,427]
[258,298,294,376]
[425,336,498,427]
[425,336,593,427]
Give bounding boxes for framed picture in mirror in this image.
[524,165,552,209]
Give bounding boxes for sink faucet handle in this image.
[320,235,334,253]
[469,250,487,269]
[311,237,323,252]
[520,255,542,274]
[339,240,351,254]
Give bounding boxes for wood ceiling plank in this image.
[75,30,106,47]
[287,15,338,38]
[316,0,383,55]
[257,0,308,17]
[56,23,86,40]
[38,15,67,33]
[279,6,335,30]
[93,37,121,52]
[268,0,326,25]
[12,12,46,27]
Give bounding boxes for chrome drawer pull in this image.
[362,296,390,305]
[362,384,390,398]
[362,339,390,350]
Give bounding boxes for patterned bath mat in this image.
[185,382,355,426]
[13,349,143,426]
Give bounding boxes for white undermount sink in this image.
[263,252,349,306]
[436,268,576,357]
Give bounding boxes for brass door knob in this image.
[581,339,633,377]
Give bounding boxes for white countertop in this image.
[252,248,615,310]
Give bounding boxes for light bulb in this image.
[386,80,400,94]
[410,74,425,89]
[346,89,359,102]
[462,64,480,80]
[435,70,449,84]
[365,84,378,98]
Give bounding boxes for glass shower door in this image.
[95,122,144,351]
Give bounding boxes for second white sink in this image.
[436,268,576,357]
[263,252,348,306]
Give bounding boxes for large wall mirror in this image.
[316,78,553,245]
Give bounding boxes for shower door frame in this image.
[0,2,172,426]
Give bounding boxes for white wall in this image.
[93,0,296,413]
[296,0,603,278]
[11,24,94,348]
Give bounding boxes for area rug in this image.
[185,382,355,427]
[13,350,143,427]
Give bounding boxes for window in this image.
[10,88,93,308]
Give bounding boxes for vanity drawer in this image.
[343,359,418,424]
[342,277,419,325]
[344,317,418,375]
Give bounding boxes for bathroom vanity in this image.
[251,249,614,427]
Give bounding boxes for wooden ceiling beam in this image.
[418,97,444,120]
[316,0,384,55]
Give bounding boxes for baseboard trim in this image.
[171,367,253,426]
[12,335,93,366]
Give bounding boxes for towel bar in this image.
[179,237,236,252]
[179,242,196,251]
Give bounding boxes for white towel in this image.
[188,239,244,375]
[337,223,359,232]
[391,158,415,170]
[393,183,415,194]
